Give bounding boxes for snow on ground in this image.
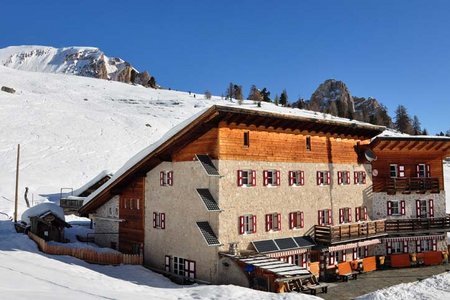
[0,215,316,300]
[356,272,450,300]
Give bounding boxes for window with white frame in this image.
[355,206,368,221]
[387,200,405,216]
[289,211,304,229]
[153,212,165,229]
[316,171,331,185]
[288,170,305,186]
[339,207,352,224]
[390,164,398,178]
[354,171,366,184]
[263,170,280,186]
[265,212,281,231]
[239,214,256,234]
[391,201,400,215]
[318,209,332,225]
[358,246,368,258]
[392,241,402,254]
[173,256,195,278]
[416,164,431,178]
[160,171,173,186]
[337,171,351,185]
[237,170,256,187]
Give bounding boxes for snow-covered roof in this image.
[80,104,385,214]
[21,202,65,224]
[72,170,113,197]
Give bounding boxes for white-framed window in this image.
[392,241,402,254]
[160,171,173,186]
[337,171,351,185]
[318,209,332,225]
[416,239,437,252]
[316,171,331,185]
[416,164,431,178]
[237,170,256,187]
[289,211,304,229]
[339,207,352,224]
[288,170,305,186]
[354,171,367,184]
[387,200,405,216]
[355,206,368,221]
[263,170,280,186]
[416,199,432,218]
[358,246,368,258]
[173,256,195,278]
[265,212,281,231]
[390,164,405,178]
[153,212,165,229]
[239,214,256,234]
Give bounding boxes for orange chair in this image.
[337,262,358,281]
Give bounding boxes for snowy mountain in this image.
[0,45,157,88]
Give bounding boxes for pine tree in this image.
[248,85,263,102]
[412,115,421,135]
[260,88,271,102]
[226,82,233,100]
[280,89,288,106]
[422,128,428,135]
[274,94,279,106]
[394,105,414,134]
[233,84,243,100]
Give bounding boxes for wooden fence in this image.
[28,232,143,265]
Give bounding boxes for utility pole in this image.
[14,144,20,223]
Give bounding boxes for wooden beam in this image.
[378,140,390,151]
[407,141,420,150]
[388,140,401,150]
[397,140,409,151]
[415,142,427,151]
[424,141,438,151]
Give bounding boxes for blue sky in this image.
[1,0,449,134]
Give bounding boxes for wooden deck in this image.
[314,221,387,245]
[385,216,450,234]
[385,177,439,194]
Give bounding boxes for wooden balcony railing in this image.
[386,177,439,194]
[385,216,450,234]
[314,220,387,245]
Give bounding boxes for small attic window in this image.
[243,131,250,147]
[306,136,311,151]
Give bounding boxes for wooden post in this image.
[14,144,20,222]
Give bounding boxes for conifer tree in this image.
[280,89,288,106]
[274,94,279,106]
[248,85,263,102]
[260,88,271,102]
[394,105,414,134]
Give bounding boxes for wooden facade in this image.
[119,176,145,254]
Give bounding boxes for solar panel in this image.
[252,240,279,253]
[196,189,220,211]
[195,154,220,176]
[274,237,298,250]
[196,222,220,246]
[293,236,315,248]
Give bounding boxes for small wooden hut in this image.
[29,210,71,242]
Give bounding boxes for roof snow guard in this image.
[79,105,385,216]
[196,221,220,246]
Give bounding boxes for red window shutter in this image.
[364,246,368,257]
[352,248,357,260]
[300,171,305,185]
[342,250,347,262]
[277,213,281,230]
[263,170,268,186]
[289,212,294,229]
[316,171,321,185]
[276,171,281,186]
[400,200,406,215]
[338,171,343,185]
[355,207,360,222]
[329,252,335,265]
[252,215,257,233]
[416,240,421,253]
[237,170,243,186]
[363,206,368,220]
[265,214,271,231]
[326,171,331,185]
[346,171,351,184]
[362,172,366,184]
[161,213,165,229]
[251,170,257,186]
[288,171,294,186]
[416,200,421,218]
[160,171,164,186]
[327,209,333,225]
[354,171,358,184]
[318,210,324,225]
[167,171,173,186]
[300,212,304,228]
[386,241,392,254]
[432,239,437,251]
[387,201,392,216]
[153,212,157,228]
[403,241,408,253]
[426,164,431,177]
[348,208,352,222]
[239,216,244,234]
[339,208,344,224]
[416,164,420,177]
[429,199,434,217]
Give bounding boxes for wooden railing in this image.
[314,220,386,245]
[28,232,143,265]
[385,216,450,233]
[386,177,439,194]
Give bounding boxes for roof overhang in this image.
[371,136,450,155]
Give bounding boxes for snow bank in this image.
[21,202,65,224]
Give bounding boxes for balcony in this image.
[385,216,450,234]
[386,177,439,194]
[314,220,387,245]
